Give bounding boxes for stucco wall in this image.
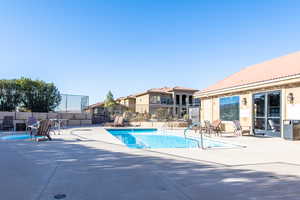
[0,112,92,128]
[201,98,213,123]
[200,83,300,134]
[135,94,150,113]
[127,99,136,112]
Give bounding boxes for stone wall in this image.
[0,112,92,128]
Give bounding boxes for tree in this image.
[17,78,61,112]
[104,90,116,107]
[0,79,22,111]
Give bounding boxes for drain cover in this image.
[54,194,66,199]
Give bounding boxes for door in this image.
[253,91,281,137]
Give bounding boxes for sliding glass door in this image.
[253,91,281,137]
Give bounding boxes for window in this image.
[176,95,180,105]
[193,98,201,106]
[150,96,161,104]
[161,96,173,104]
[220,96,240,121]
[189,96,193,105]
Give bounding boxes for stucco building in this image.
[195,51,300,137]
[135,87,199,118]
[115,95,136,112]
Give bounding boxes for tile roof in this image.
[87,101,104,109]
[134,86,199,96]
[199,51,300,94]
[172,86,199,91]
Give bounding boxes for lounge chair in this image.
[2,116,14,131]
[34,120,52,141]
[116,116,124,127]
[233,120,251,136]
[104,116,120,127]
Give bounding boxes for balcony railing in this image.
[149,102,199,107]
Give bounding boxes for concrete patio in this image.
[1,127,300,200]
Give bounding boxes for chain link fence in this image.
[56,94,89,113]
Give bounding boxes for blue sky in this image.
[1,0,300,104]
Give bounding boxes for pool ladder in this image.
[160,122,169,134]
[184,122,204,149]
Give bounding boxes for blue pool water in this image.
[106,129,235,149]
[0,134,43,141]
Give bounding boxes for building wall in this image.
[135,94,150,113]
[135,91,197,117]
[149,105,173,115]
[200,82,300,136]
[285,85,300,119]
[0,111,92,128]
[127,98,136,112]
[201,98,213,122]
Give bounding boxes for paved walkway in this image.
[1,127,300,200]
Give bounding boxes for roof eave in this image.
[195,74,300,98]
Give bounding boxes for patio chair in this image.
[268,119,281,132]
[203,120,212,135]
[2,116,14,131]
[233,120,251,136]
[211,120,222,136]
[116,116,125,127]
[34,120,52,141]
[104,116,120,127]
[26,116,38,135]
[203,120,222,136]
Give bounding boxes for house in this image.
[115,95,136,112]
[195,51,300,137]
[85,101,127,123]
[134,86,199,118]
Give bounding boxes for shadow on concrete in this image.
[1,137,300,200]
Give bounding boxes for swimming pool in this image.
[106,129,237,149]
[0,134,43,141]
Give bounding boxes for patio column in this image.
[179,94,182,118]
[172,93,176,117]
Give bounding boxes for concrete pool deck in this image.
[1,126,300,199]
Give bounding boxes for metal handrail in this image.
[160,122,169,133]
[184,122,204,149]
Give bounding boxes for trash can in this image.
[283,120,300,140]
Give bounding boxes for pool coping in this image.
[104,128,246,150]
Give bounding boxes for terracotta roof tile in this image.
[200,51,300,94]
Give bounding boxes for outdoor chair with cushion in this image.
[233,120,251,136]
